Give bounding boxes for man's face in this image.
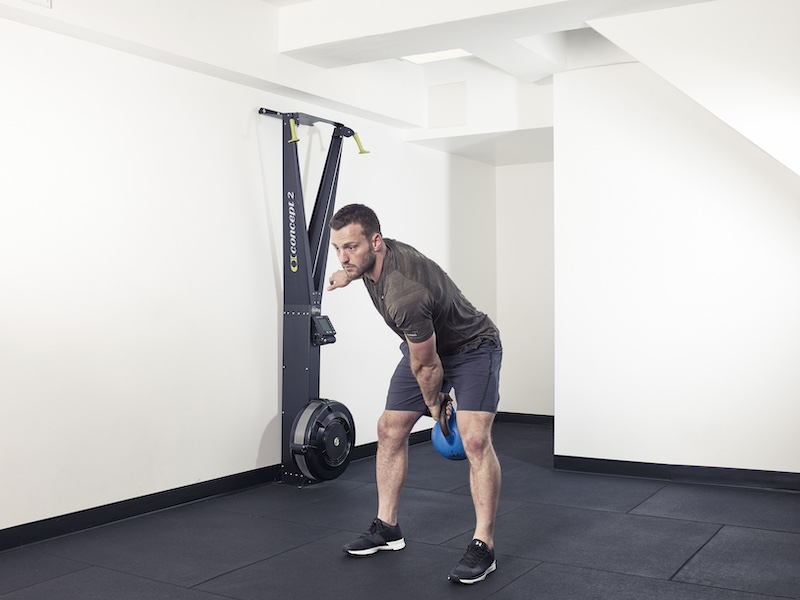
[331,224,377,281]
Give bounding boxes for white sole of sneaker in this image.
[450,560,497,584]
[346,538,406,556]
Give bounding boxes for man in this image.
[327,203,503,584]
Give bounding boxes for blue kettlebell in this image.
[431,409,466,460]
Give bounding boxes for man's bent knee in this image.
[456,411,496,460]
[462,431,494,461]
[377,411,419,446]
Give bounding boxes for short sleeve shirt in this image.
[363,239,500,356]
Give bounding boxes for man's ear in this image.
[371,233,383,251]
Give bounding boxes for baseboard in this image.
[554,455,800,492]
[0,465,280,553]
[495,412,554,426]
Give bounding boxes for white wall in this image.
[0,16,275,530]
[496,164,554,415]
[445,159,498,317]
[0,13,495,530]
[554,62,800,473]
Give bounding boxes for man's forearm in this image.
[412,357,444,411]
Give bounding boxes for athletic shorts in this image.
[386,340,502,413]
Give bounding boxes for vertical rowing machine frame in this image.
[259,108,364,485]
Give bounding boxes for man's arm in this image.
[407,333,448,423]
[327,269,351,291]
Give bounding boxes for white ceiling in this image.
[259,0,716,165]
[267,0,714,79]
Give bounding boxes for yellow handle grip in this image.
[352,132,369,154]
[288,118,300,143]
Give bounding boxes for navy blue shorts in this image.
[386,340,502,413]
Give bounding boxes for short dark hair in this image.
[330,204,382,239]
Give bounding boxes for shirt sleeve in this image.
[387,281,435,343]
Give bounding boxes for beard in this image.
[345,248,376,280]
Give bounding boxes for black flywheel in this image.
[290,399,355,481]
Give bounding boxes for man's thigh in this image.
[455,410,497,440]
[441,342,502,413]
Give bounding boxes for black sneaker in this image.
[449,539,497,584]
[343,518,406,556]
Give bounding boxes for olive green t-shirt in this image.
[363,239,500,356]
